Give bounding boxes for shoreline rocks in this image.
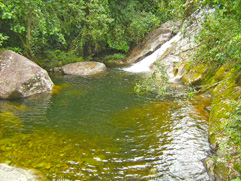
[0,50,54,99]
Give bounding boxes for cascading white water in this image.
[123,32,182,73]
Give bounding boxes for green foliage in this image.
[225,100,241,144]
[222,100,241,175]
[232,177,241,181]
[107,0,161,52]
[134,62,170,98]
[103,53,126,61]
[0,33,9,47]
[195,10,241,66]
[1,0,168,65]
[0,0,67,57]
[203,0,241,20]
[168,0,201,21]
[40,50,83,69]
[69,0,114,55]
[1,47,23,54]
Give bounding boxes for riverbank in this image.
[175,59,241,180]
[153,18,241,180]
[125,11,241,179]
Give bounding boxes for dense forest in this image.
[1,0,241,68]
[0,0,173,68]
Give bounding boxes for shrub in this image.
[195,11,241,66]
[103,53,126,61]
[40,50,83,68]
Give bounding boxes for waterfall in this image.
[122,32,181,73]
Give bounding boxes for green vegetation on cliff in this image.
[133,1,241,179]
[182,1,241,179]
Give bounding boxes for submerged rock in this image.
[0,50,54,99]
[0,164,44,181]
[62,62,107,76]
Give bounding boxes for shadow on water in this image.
[0,68,211,180]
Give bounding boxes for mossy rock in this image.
[178,60,241,179]
[209,84,241,143]
[207,63,241,180]
[179,62,208,86]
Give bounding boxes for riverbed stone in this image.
[62,62,107,76]
[0,50,54,99]
[0,164,44,181]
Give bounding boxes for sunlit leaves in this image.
[0,0,183,59]
[0,33,9,47]
[195,12,241,66]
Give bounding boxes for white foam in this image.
[123,32,181,73]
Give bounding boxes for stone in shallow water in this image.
[62,62,107,76]
[0,164,43,181]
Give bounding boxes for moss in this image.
[52,85,62,94]
[209,82,240,141]
[215,161,230,179]
[178,59,241,179]
[179,62,208,86]
[206,64,241,179]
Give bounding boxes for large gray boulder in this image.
[0,50,54,99]
[62,62,107,76]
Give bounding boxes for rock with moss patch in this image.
[62,62,107,76]
[0,50,54,99]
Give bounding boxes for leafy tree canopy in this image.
[0,0,171,61]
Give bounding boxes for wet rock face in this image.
[0,164,44,181]
[125,21,180,64]
[62,62,107,76]
[0,50,54,99]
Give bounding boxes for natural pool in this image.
[0,68,211,180]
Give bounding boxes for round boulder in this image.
[62,62,107,76]
[0,50,54,99]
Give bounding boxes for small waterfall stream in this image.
[123,32,182,73]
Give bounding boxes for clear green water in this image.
[0,69,211,180]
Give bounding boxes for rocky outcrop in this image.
[125,21,180,64]
[0,50,54,99]
[0,164,45,181]
[62,62,107,76]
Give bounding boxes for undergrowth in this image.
[134,62,171,98]
[103,53,126,61]
[225,100,241,174]
[194,9,241,67]
[39,50,83,69]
